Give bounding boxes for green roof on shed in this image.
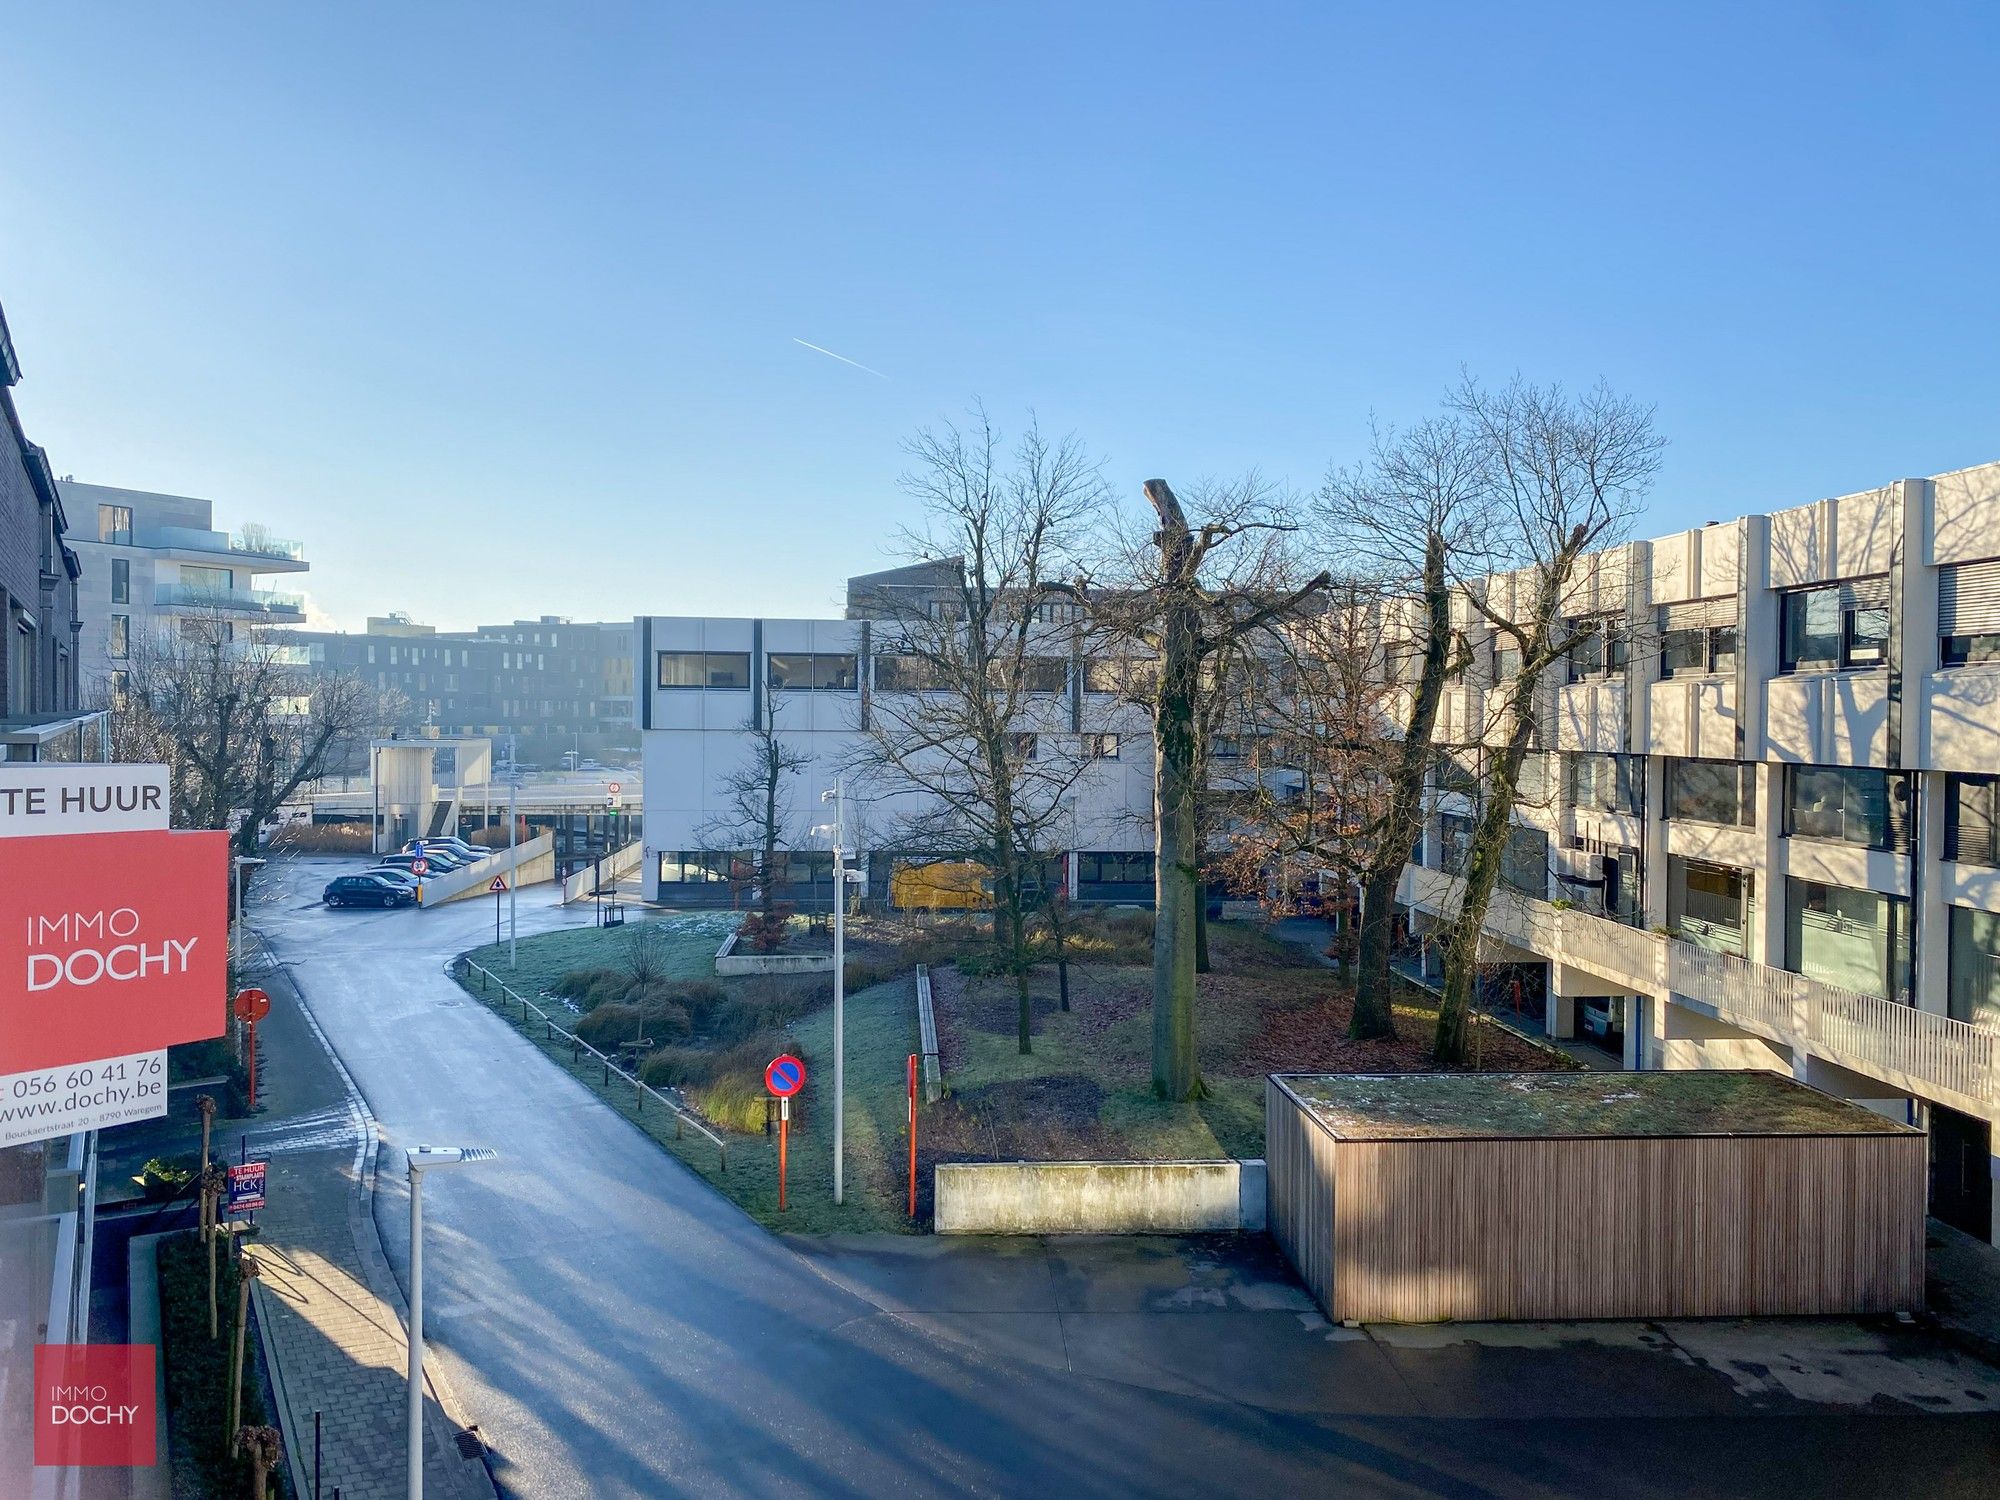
[1273,1071,1919,1141]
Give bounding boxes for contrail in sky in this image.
[792,338,889,379]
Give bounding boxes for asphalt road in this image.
[251,856,2000,1499]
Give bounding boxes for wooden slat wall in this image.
[1323,1133,1926,1322]
[1264,1078,1341,1315]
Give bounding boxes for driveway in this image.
[252,855,2000,1497]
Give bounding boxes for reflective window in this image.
[1784,764,1912,851]
[655,651,751,689]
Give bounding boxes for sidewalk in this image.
[240,951,495,1500]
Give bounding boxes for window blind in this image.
[1660,597,1736,631]
[1939,559,2000,636]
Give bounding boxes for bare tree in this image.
[850,409,1109,1053]
[1102,477,1329,1101]
[1431,376,1664,1064]
[699,679,813,933]
[105,607,386,857]
[1315,414,1490,1038]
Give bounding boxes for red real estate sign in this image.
[1,829,229,1074]
[34,1343,157,1468]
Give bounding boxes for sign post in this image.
[764,1054,805,1213]
[490,873,508,944]
[232,988,271,1110]
[907,1053,919,1219]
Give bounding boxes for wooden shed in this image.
[1265,1071,1926,1323]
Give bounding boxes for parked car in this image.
[403,837,481,862]
[365,867,422,891]
[379,849,469,875]
[324,874,415,909]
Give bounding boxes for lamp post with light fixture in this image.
[405,1145,495,1500]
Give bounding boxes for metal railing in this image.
[914,964,942,1104]
[456,958,728,1170]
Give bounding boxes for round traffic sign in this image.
[410,858,429,876]
[764,1053,806,1098]
[233,987,271,1024]
[608,781,621,795]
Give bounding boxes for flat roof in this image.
[1273,1071,1919,1141]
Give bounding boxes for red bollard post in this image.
[778,1096,790,1212]
[906,1054,918,1218]
[246,1020,258,1111]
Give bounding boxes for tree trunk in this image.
[1149,486,1206,1101]
[1434,683,1537,1064]
[1352,537,1453,1040]
[1194,891,1211,975]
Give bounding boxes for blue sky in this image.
[3,4,1997,631]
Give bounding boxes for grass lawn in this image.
[456,914,926,1233]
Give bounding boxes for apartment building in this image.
[1398,459,2000,1245]
[293,614,637,767]
[61,479,307,695]
[635,565,1157,908]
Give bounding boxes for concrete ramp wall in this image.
[560,840,645,904]
[422,833,556,906]
[935,1159,1267,1235]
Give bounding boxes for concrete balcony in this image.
[134,524,307,570]
[155,581,306,618]
[1397,862,1999,1112]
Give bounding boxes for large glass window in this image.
[875,654,948,692]
[1565,617,1628,682]
[110,558,129,605]
[1438,812,1474,872]
[108,614,129,659]
[1567,753,1638,815]
[1780,583,1889,673]
[1784,765,1912,851]
[1786,879,1912,1003]
[1022,657,1068,694]
[768,652,858,690]
[1501,825,1549,897]
[1948,906,2000,1027]
[97,504,132,544]
[1075,852,1154,887]
[1946,774,1999,867]
[1660,623,1738,678]
[1669,857,1751,956]
[658,851,738,884]
[656,651,751,689]
[1665,758,1756,827]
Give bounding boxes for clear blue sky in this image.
[3,3,1996,631]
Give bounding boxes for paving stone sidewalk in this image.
[243,956,495,1500]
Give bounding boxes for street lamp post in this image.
[405,1145,495,1500]
[817,784,864,1206]
[507,736,520,968]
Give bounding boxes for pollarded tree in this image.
[848,408,1110,1054]
[1102,478,1329,1100]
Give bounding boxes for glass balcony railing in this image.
[230,530,306,561]
[155,582,306,615]
[129,525,305,562]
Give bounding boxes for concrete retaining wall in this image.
[714,930,837,977]
[560,839,644,904]
[935,1159,1267,1235]
[422,833,556,906]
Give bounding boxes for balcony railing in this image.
[155,582,305,615]
[131,525,305,563]
[1397,862,2000,1109]
[230,530,305,561]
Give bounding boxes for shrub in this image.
[269,820,371,853]
[694,1070,775,1134]
[584,971,635,1009]
[577,997,691,1049]
[638,1046,714,1088]
[553,967,625,1003]
[157,1232,281,1499]
[673,979,727,1015]
[138,1157,194,1202]
[736,904,795,953]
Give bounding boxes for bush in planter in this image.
[138,1156,195,1202]
[736,903,796,954]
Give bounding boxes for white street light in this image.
[817,785,866,1205]
[405,1144,495,1500]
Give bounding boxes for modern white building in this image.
[636,566,1159,910]
[60,480,307,696]
[1398,458,2000,1245]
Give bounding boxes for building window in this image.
[108,613,129,659]
[1007,733,1039,762]
[109,669,130,705]
[1493,643,1520,682]
[874,654,947,692]
[1948,906,2000,1027]
[1438,811,1474,872]
[658,851,737,884]
[1085,733,1119,760]
[1945,774,1999,867]
[1779,581,1890,673]
[1566,753,1638,815]
[98,504,132,544]
[1083,657,1154,696]
[656,651,751,689]
[1668,857,1751,957]
[769,652,858,691]
[1021,657,1068,694]
[1665,758,1756,827]
[1659,614,1738,678]
[1565,616,1628,682]
[1786,878,1911,1003]
[1075,852,1154,888]
[1938,559,2000,666]
[110,558,130,605]
[1501,825,1549,897]
[1784,764,1912,851]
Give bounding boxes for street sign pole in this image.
[907,1053,918,1218]
[778,1096,790,1212]
[829,780,846,1206]
[508,751,519,968]
[764,1053,805,1214]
